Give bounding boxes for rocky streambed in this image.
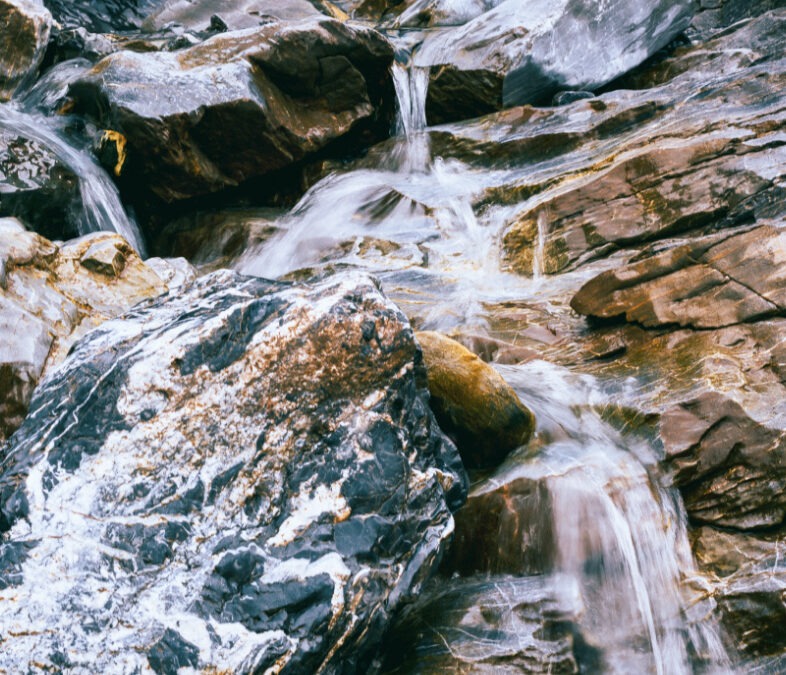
[1,0,786,672]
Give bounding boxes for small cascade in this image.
[0,95,145,254]
[391,57,431,172]
[496,362,732,673]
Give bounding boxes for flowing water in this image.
[237,52,735,672]
[0,60,145,254]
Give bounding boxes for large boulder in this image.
[0,219,167,440]
[0,0,52,101]
[68,16,394,203]
[0,269,467,672]
[412,0,694,123]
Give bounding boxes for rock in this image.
[570,226,786,330]
[42,0,160,32]
[0,0,51,102]
[416,330,535,468]
[0,114,83,240]
[143,256,197,290]
[551,90,595,106]
[143,0,322,32]
[689,0,786,40]
[659,391,786,530]
[692,527,786,656]
[153,207,283,271]
[413,0,694,123]
[68,17,394,203]
[0,219,166,440]
[391,0,502,27]
[379,575,592,673]
[0,269,467,672]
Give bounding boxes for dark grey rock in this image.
[0,269,467,672]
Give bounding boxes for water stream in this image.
[238,53,734,672]
[0,60,145,254]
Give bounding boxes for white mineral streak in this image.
[0,270,454,672]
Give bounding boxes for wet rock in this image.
[42,0,160,32]
[0,0,52,101]
[0,269,467,672]
[0,219,166,440]
[154,207,283,271]
[571,226,786,330]
[689,0,786,39]
[416,330,535,468]
[379,575,589,674]
[144,256,196,290]
[143,0,322,33]
[413,0,694,123]
[692,527,786,656]
[660,391,786,530]
[0,118,83,240]
[391,0,502,27]
[69,17,394,203]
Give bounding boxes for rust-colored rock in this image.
[416,330,535,468]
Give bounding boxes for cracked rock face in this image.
[0,269,466,673]
[570,225,786,330]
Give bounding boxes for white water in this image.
[1,84,145,254]
[499,361,732,674]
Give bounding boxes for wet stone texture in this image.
[0,269,466,673]
[0,0,52,101]
[68,16,394,203]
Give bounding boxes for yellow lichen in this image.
[101,129,127,177]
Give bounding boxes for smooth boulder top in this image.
[0,269,466,673]
[416,330,535,469]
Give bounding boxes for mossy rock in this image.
[416,331,535,469]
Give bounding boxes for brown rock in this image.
[416,330,535,468]
[571,226,786,329]
[0,0,51,101]
[0,219,167,440]
[660,391,786,530]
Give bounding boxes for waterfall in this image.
[533,209,548,280]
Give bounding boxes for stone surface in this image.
[143,0,322,32]
[413,0,694,123]
[692,527,786,657]
[0,269,467,672]
[379,575,589,674]
[0,113,83,240]
[416,330,535,468]
[660,391,786,530]
[42,0,160,32]
[0,219,166,440]
[0,0,52,101]
[69,17,394,203]
[570,226,786,330]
